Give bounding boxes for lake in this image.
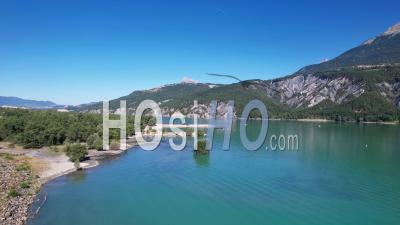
[28,121,400,225]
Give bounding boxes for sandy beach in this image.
[0,146,97,182]
[0,140,134,225]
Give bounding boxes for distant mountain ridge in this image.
[80,82,224,114]
[297,23,400,75]
[0,96,62,109]
[74,22,400,121]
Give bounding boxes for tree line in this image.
[0,108,155,149]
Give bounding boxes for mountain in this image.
[0,96,61,109]
[257,23,400,121]
[81,82,222,114]
[297,23,400,74]
[79,81,288,118]
[78,23,400,122]
[159,82,288,118]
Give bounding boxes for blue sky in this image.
[0,0,399,105]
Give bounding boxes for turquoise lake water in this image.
[28,121,400,225]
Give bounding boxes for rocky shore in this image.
[0,140,134,225]
[0,154,41,225]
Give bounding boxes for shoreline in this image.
[269,118,399,125]
[0,140,135,225]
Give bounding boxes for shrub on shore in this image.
[64,144,88,162]
[8,188,21,197]
[16,161,30,171]
[0,153,14,160]
[86,133,103,150]
[20,181,30,189]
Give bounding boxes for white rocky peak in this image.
[363,22,400,45]
[382,22,400,36]
[181,76,199,84]
[363,38,375,45]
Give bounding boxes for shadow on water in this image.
[65,170,87,183]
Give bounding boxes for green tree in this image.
[64,144,88,162]
[94,136,103,150]
[87,133,103,151]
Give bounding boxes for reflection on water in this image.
[66,170,87,183]
[193,152,210,167]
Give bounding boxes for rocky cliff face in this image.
[257,75,365,108]
[376,81,400,107]
[161,102,235,119]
